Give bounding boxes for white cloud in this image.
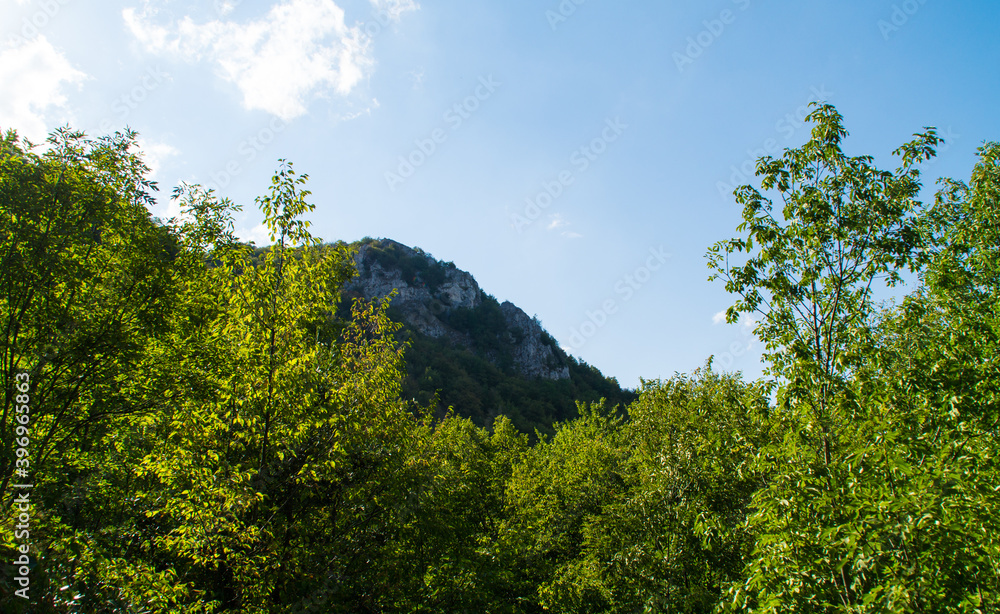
[739,313,758,333]
[237,222,270,245]
[544,214,583,239]
[333,99,379,122]
[135,136,179,179]
[214,1,238,17]
[0,36,87,142]
[368,0,419,23]
[712,310,757,330]
[547,214,568,230]
[123,0,414,120]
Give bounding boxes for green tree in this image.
[498,401,628,612]
[707,103,938,392]
[0,127,182,612]
[1,150,419,612]
[123,163,415,611]
[364,413,529,612]
[515,366,769,614]
[839,141,1000,612]
[709,105,1000,612]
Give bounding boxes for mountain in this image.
[340,238,635,434]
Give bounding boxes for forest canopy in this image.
[1,105,998,612]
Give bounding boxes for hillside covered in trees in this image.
[1,104,999,612]
[341,237,635,435]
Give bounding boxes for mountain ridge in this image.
[340,237,634,433]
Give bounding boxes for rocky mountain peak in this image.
[345,239,570,380]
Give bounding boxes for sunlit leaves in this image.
[709,107,1000,613]
[707,102,940,384]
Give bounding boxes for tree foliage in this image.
[1,109,997,612]
[709,106,1000,613]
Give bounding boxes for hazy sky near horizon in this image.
[3,0,999,388]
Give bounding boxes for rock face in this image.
[344,239,570,380]
[498,301,570,380]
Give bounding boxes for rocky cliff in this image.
[344,239,570,381]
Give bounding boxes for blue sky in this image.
[3,0,999,388]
